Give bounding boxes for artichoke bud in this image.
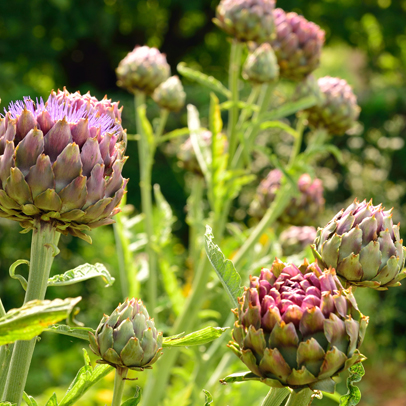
[0,90,128,242]
[214,0,276,44]
[250,169,324,226]
[271,9,325,81]
[243,43,279,84]
[305,76,361,135]
[116,46,170,95]
[89,298,163,371]
[152,76,186,112]
[312,199,406,290]
[229,259,368,392]
[292,74,325,105]
[280,226,317,256]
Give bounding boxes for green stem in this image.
[227,39,243,165]
[156,109,169,140]
[135,92,158,319]
[261,388,291,406]
[111,367,128,406]
[3,220,60,406]
[288,116,306,167]
[285,389,314,406]
[113,220,129,299]
[237,85,261,130]
[0,298,12,401]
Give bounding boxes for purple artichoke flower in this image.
[305,76,361,135]
[229,259,368,392]
[152,76,186,112]
[116,46,171,95]
[214,0,276,44]
[242,43,279,84]
[271,9,325,81]
[280,226,317,256]
[0,89,128,242]
[312,199,406,290]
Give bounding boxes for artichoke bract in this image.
[271,9,325,81]
[250,170,324,226]
[228,259,368,392]
[116,46,170,95]
[0,90,127,242]
[89,298,163,371]
[242,43,279,84]
[152,76,186,112]
[280,226,317,256]
[305,76,361,135]
[214,0,276,44]
[312,199,406,290]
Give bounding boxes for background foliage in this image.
[1,0,406,405]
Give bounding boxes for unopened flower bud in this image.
[152,76,186,112]
[243,43,279,84]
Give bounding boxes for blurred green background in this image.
[1,0,406,405]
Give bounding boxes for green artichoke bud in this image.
[242,43,279,84]
[0,90,127,242]
[229,259,368,392]
[312,199,406,290]
[214,0,276,44]
[152,76,186,112]
[116,46,170,95]
[271,9,325,81]
[280,226,317,256]
[250,170,324,226]
[305,76,361,135]
[89,298,163,371]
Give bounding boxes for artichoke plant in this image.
[292,74,325,105]
[242,43,279,84]
[250,170,324,226]
[312,199,406,290]
[0,90,127,242]
[152,76,186,112]
[214,0,276,44]
[116,45,170,95]
[271,9,325,81]
[305,76,361,135]
[89,298,163,371]
[228,259,368,392]
[280,226,317,256]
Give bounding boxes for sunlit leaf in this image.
[339,363,365,406]
[44,393,58,406]
[203,390,213,406]
[23,393,38,406]
[44,324,94,341]
[259,96,317,122]
[121,387,141,406]
[163,326,228,347]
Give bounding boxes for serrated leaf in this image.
[45,393,58,406]
[0,297,82,345]
[204,225,243,307]
[177,63,231,98]
[153,184,175,248]
[44,324,94,341]
[48,263,115,287]
[58,349,113,406]
[121,387,141,406]
[162,326,228,347]
[203,390,213,406]
[23,393,38,406]
[339,363,365,406]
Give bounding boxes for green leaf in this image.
[9,259,29,291]
[44,324,94,341]
[339,363,365,406]
[48,263,115,287]
[259,121,299,138]
[0,402,16,406]
[259,96,317,122]
[0,297,82,345]
[23,393,38,406]
[177,63,231,98]
[219,100,259,112]
[219,371,261,384]
[158,127,190,143]
[162,326,228,347]
[121,387,142,406]
[58,349,113,406]
[137,104,155,149]
[204,225,243,308]
[203,390,213,406]
[159,259,184,316]
[153,184,175,248]
[45,393,58,406]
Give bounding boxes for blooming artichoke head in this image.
[305,76,361,135]
[89,298,163,371]
[243,43,279,84]
[312,199,406,290]
[152,76,186,112]
[116,46,170,95]
[228,259,368,392]
[271,9,325,81]
[280,226,317,257]
[0,89,127,242]
[214,0,276,43]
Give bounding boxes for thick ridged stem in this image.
[227,39,243,166]
[135,92,158,320]
[111,367,128,406]
[3,220,60,406]
[261,388,291,406]
[285,389,314,406]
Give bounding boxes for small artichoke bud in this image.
[305,76,361,135]
[152,76,186,112]
[214,0,276,44]
[271,9,325,81]
[292,74,325,104]
[229,259,368,392]
[89,298,163,371]
[116,46,170,95]
[312,199,406,290]
[280,225,317,256]
[242,43,279,84]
